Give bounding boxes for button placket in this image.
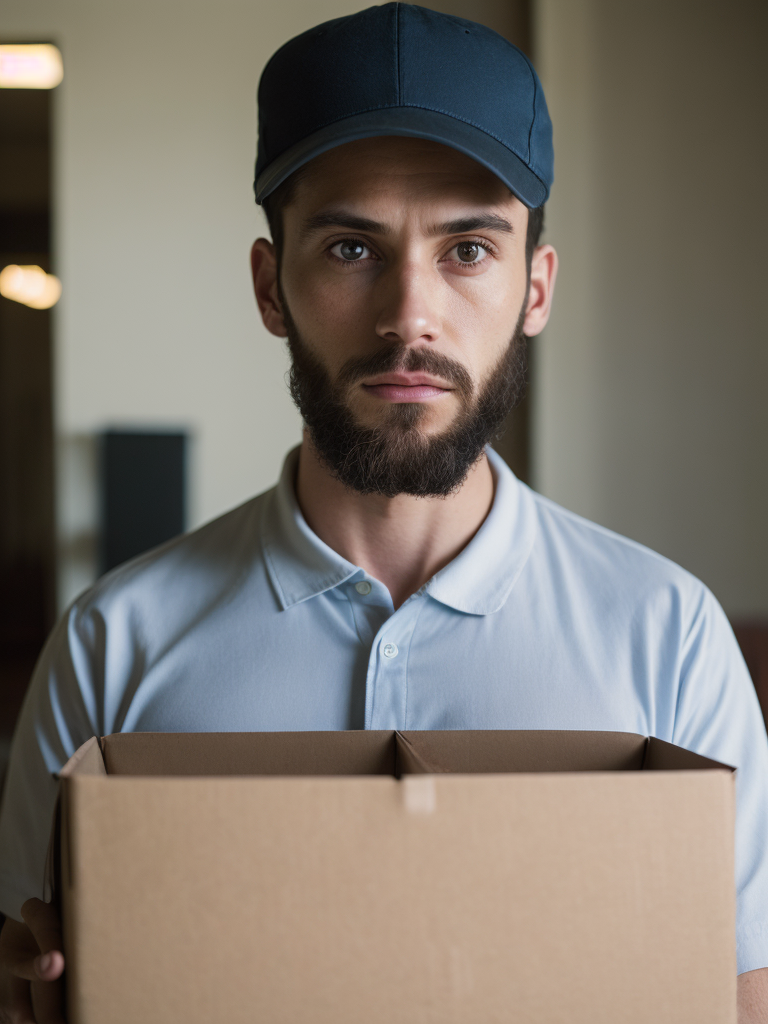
[365,599,424,730]
[346,575,393,650]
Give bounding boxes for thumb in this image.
[21,899,65,981]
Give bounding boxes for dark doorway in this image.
[99,429,188,576]
[0,81,56,789]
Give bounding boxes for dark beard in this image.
[283,297,529,498]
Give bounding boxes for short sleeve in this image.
[672,586,768,974]
[0,604,101,921]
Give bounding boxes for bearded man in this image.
[1,4,767,1021]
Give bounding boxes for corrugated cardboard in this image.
[54,730,736,1023]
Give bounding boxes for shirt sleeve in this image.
[0,602,102,922]
[671,584,768,975]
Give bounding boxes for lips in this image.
[361,374,451,403]
[363,372,451,390]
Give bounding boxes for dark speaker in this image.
[99,430,187,575]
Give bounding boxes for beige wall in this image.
[534,0,768,617]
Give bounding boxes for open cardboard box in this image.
[53,729,736,1023]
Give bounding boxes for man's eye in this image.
[330,240,371,262]
[449,241,490,264]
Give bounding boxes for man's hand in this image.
[0,899,65,1023]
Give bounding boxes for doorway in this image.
[0,78,56,789]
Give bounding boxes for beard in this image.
[282,294,529,498]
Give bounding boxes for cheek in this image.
[282,264,373,352]
[446,276,523,377]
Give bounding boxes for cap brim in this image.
[254,107,548,209]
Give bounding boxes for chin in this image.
[362,404,454,434]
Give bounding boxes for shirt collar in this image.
[261,446,360,609]
[424,446,537,615]
[261,445,537,616]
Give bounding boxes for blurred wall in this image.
[5,0,766,619]
[534,0,768,617]
[4,0,373,610]
[4,0,529,613]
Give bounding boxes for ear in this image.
[522,244,558,337]
[250,238,288,338]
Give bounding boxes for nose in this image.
[374,259,442,346]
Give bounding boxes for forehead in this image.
[288,136,517,214]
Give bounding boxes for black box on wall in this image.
[99,430,187,575]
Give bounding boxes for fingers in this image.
[18,904,63,983]
[0,908,66,1024]
[0,920,42,984]
[30,977,65,1024]
[31,956,63,987]
[6,976,35,1023]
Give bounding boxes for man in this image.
[1,4,767,1021]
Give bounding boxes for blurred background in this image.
[0,0,766,786]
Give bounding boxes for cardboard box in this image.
[54,729,736,1023]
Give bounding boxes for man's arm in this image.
[0,606,100,926]
[739,969,768,1023]
[0,900,65,1023]
[671,587,768,982]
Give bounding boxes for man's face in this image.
[261,137,540,495]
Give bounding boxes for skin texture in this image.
[740,970,768,1024]
[251,136,557,608]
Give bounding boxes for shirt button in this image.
[383,642,399,659]
[355,581,372,596]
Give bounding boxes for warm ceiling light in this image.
[0,44,63,89]
[0,265,62,309]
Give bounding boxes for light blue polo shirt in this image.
[1,445,767,972]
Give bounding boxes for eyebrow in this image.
[433,214,514,236]
[300,210,515,239]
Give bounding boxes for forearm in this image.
[738,968,768,1022]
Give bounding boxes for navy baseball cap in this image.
[254,2,553,209]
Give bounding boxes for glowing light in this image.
[0,44,63,89]
[0,265,62,309]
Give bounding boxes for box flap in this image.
[57,736,106,779]
[99,730,396,776]
[394,731,449,776]
[62,730,734,780]
[401,730,648,773]
[643,736,735,772]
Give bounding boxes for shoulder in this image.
[69,488,273,635]
[25,488,279,736]
[523,485,711,625]
[520,488,749,712]
[530,487,697,581]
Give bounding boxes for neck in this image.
[295,430,495,609]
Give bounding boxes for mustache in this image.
[335,345,474,402]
